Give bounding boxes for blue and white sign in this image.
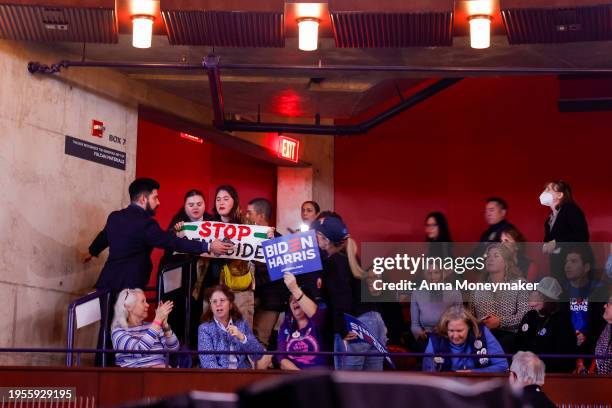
[263,230,322,281]
[344,313,395,368]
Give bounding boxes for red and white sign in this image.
[91,120,104,137]
[277,135,299,163]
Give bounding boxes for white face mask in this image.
[539,191,554,206]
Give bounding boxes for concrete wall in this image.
[0,39,215,365]
[0,40,335,365]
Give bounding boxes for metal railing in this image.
[65,289,111,367]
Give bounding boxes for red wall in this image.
[136,119,277,286]
[335,76,612,245]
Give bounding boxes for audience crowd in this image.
[88,178,611,374]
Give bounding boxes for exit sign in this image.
[278,136,299,163]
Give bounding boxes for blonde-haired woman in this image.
[111,288,178,368]
[469,243,530,353]
[311,215,387,371]
[423,305,508,372]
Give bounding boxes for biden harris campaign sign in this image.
[182,221,270,262]
[263,230,322,281]
[344,313,395,368]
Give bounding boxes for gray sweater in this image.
[410,289,463,337]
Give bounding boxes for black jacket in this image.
[90,204,207,291]
[321,252,375,338]
[521,384,556,408]
[544,202,589,243]
[515,308,577,373]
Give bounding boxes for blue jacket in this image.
[91,204,207,291]
[198,319,264,369]
[422,326,508,373]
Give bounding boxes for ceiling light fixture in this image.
[297,17,320,51]
[468,14,492,49]
[132,15,154,48]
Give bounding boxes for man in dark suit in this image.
[85,177,233,365]
[87,177,233,291]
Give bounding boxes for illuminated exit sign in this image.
[277,136,299,163]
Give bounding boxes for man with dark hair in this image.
[86,178,233,366]
[562,245,607,373]
[474,197,515,256]
[245,198,285,349]
[88,177,233,291]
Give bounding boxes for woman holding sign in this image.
[276,272,328,370]
[311,215,388,371]
[159,189,213,352]
[203,185,256,328]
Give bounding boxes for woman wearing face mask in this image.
[469,244,530,353]
[422,305,508,372]
[311,215,388,371]
[514,277,576,372]
[539,180,589,282]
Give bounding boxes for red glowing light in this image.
[272,89,304,117]
[180,132,203,144]
[277,135,300,163]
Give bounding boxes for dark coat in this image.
[544,202,589,243]
[90,204,207,291]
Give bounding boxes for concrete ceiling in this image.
[19,0,612,122]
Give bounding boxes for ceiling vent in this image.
[501,2,612,44]
[0,1,117,43]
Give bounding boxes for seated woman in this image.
[515,277,576,372]
[276,272,328,370]
[111,288,178,368]
[198,285,264,369]
[423,305,508,373]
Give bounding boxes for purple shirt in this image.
[277,308,327,369]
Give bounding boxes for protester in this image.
[515,277,576,372]
[111,288,178,368]
[423,305,508,372]
[276,272,327,370]
[509,351,556,408]
[469,243,530,353]
[159,189,213,349]
[197,285,264,369]
[86,178,232,365]
[312,215,387,371]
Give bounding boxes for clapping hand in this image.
[154,301,174,324]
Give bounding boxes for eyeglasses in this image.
[124,289,131,302]
[425,223,438,227]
